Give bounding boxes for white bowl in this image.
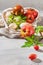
[2,7,40,28]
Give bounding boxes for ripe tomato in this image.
[24,9,33,17]
[29,54,37,60]
[21,25,26,32]
[26,25,35,36]
[33,10,38,18]
[24,12,29,17]
[26,9,33,14]
[12,5,24,15]
[34,45,39,50]
[29,26,35,36]
[24,8,38,19]
[26,14,34,23]
[21,25,35,37]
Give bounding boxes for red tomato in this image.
[29,26,35,36]
[21,25,35,36]
[26,14,34,23]
[24,8,38,19]
[26,25,35,36]
[24,12,29,17]
[34,45,39,50]
[26,9,33,14]
[24,9,33,17]
[33,10,38,18]
[12,5,24,15]
[21,25,26,32]
[29,54,37,60]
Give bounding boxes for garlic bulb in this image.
[20,22,31,28]
[9,23,17,30]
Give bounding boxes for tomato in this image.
[33,10,38,18]
[12,5,24,15]
[21,25,26,32]
[29,54,37,60]
[24,8,38,19]
[29,26,35,36]
[26,9,33,14]
[24,9,33,17]
[24,12,29,17]
[26,14,34,23]
[34,45,39,50]
[26,25,35,36]
[20,25,35,38]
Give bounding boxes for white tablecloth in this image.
[0,37,43,65]
[0,11,43,65]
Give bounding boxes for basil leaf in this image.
[38,43,43,46]
[21,42,33,48]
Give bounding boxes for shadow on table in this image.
[37,49,43,53]
[30,58,43,65]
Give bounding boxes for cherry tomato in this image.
[24,8,38,19]
[33,10,38,18]
[34,45,39,50]
[29,54,37,60]
[29,26,35,36]
[12,5,24,15]
[26,14,34,23]
[26,9,33,14]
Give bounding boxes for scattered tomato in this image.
[34,45,39,50]
[29,54,37,60]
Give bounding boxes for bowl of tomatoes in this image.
[1,5,40,38]
[2,5,39,27]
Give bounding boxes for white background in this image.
[0,0,43,11]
